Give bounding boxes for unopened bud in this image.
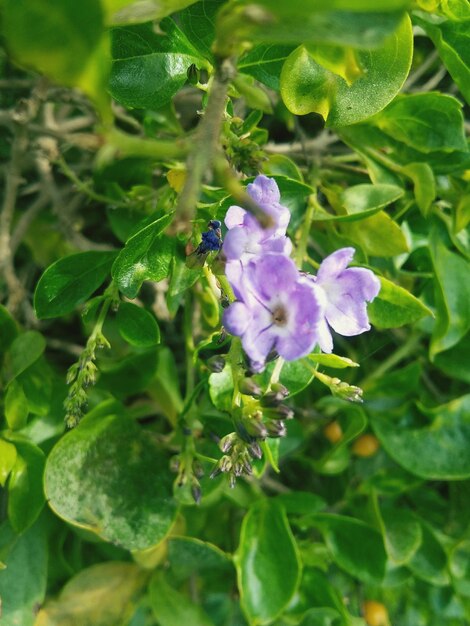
[265,419,287,438]
[192,459,204,478]
[207,355,226,373]
[261,390,285,407]
[266,404,294,420]
[191,481,202,505]
[248,441,263,459]
[240,417,268,439]
[219,432,237,453]
[239,378,262,398]
[271,383,289,398]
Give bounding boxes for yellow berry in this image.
[363,601,390,626]
[323,420,343,443]
[352,434,380,457]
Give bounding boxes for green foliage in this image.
[1,0,470,625]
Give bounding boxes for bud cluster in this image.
[171,454,205,504]
[63,330,110,428]
[211,381,293,487]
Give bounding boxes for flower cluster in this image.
[222,175,381,372]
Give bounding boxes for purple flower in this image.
[223,175,292,263]
[309,247,381,353]
[223,254,323,372]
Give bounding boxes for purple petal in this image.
[316,317,334,353]
[275,282,323,360]
[222,227,253,261]
[246,254,299,305]
[241,309,276,371]
[225,261,245,301]
[225,205,247,229]
[247,175,281,206]
[223,302,251,336]
[317,247,355,282]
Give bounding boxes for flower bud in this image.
[191,481,202,505]
[265,419,286,438]
[239,377,262,398]
[219,432,237,453]
[206,355,226,373]
[271,383,289,398]
[248,441,263,459]
[265,404,294,420]
[240,417,268,439]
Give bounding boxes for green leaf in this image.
[104,0,198,24]
[430,234,470,357]
[408,523,450,586]
[44,413,178,550]
[367,276,433,329]
[313,514,387,584]
[373,92,467,153]
[36,562,147,626]
[414,14,470,105]
[7,331,46,381]
[112,213,174,298]
[402,162,436,216]
[116,302,160,347]
[6,440,46,533]
[341,211,409,257]
[235,499,301,625]
[34,251,116,319]
[237,5,408,47]
[99,348,159,398]
[149,571,215,626]
[110,19,204,110]
[167,537,233,581]
[280,16,413,126]
[450,539,470,597]
[313,184,404,222]
[0,305,17,355]
[372,394,470,479]
[0,439,17,488]
[434,331,470,383]
[178,0,224,61]
[239,44,295,91]
[378,507,422,565]
[5,380,29,430]
[0,519,47,626]
[308,353,359,369]
[209,362,233,412]
[1,0,103,86]
[274,492,327,516]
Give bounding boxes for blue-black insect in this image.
[186,220,223,268]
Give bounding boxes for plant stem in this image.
[361,332,422,390]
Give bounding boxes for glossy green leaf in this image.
[112,213,174,298]
[149,571,215,626]
[44,413,177,550]
[372,394,470,479]
[280,16,413,126]
[0,439,17,488]
[99,348,159,398]
[34,251,116,319]
[313,184,404,222]
[299,608,342,626]
[1,0,103,86]
[110,19,203,110]
[408,523,450,586]
[0,519,47,626]
[0,305,17,354]
[4,380,29,430]
[239,44,295,90]
[35,562,147,626]
[430,234,470,357]
[104,0,197,24]
[209,362,233,412]
[379,507,422,565]
[373,93,467,153]
[6,440,46,533]
[7,331,46,382]
[402,162,436,215]
[235,499,301,625]
[236,5,408,47]
[313,514,387,584]
[341,210,409,256]
[450,539,470,597]
[414,13,470,105]
[116,301,160,347]
[167,537,233,581]
[367,276,433,328]
[178,0,223,60]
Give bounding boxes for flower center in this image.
[272,305,287,326]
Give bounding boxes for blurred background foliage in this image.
[0,0,470,625]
